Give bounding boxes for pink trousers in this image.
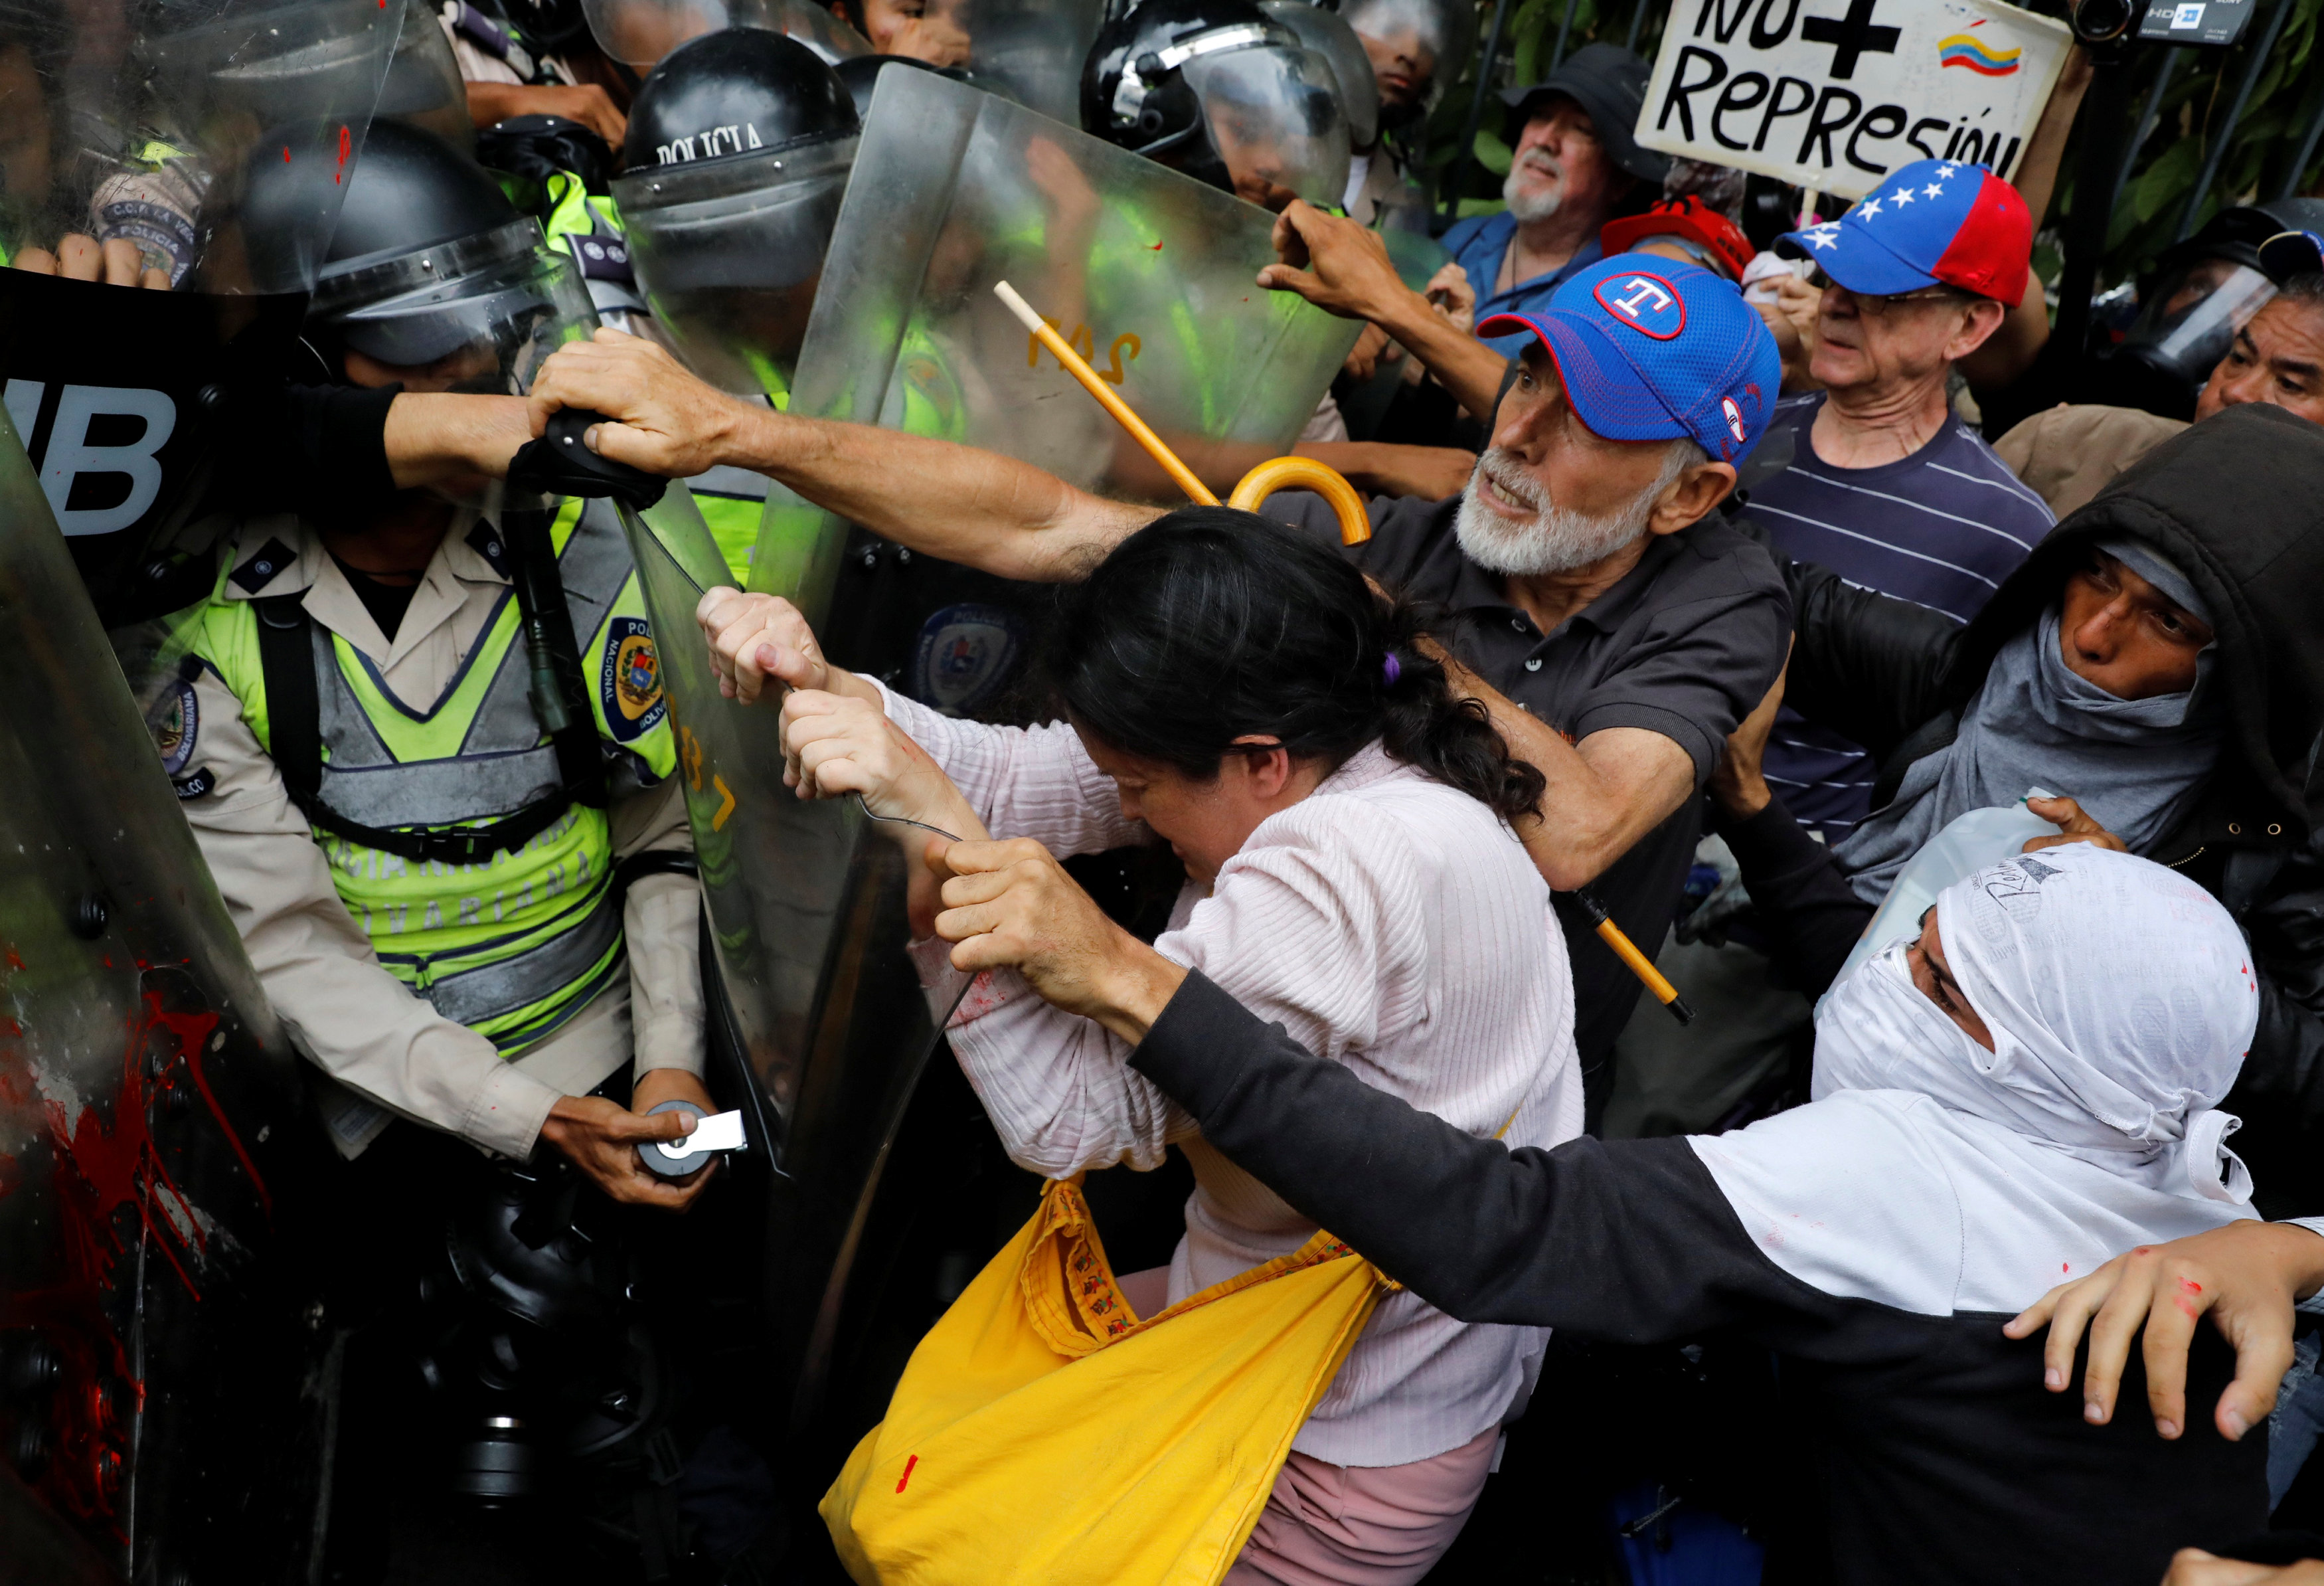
[1115,1267,1496,1586]
[1222,1425,1498,1586]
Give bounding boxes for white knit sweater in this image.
[878,683,1586,1467]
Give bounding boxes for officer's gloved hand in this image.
[10,232,169,289]
[528,328,752,480]
[538,1089,710,1209]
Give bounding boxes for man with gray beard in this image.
[520,253,1791,1116]
[1440,44,1669,368]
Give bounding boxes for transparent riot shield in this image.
[766,67,1359,575]
[634,70,1356,1422]
[912,0,1106,124]
[0,0,394,624]
[378,0,478,153]
[0,409,333,1576]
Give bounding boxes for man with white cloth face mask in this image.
[912,837,2272,1583]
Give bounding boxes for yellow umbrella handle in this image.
[1226,456,1372,547]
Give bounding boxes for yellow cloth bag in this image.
[821,1174,1390,1586]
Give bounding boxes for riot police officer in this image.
[612,25,861,580]
[1081,0,1352,213]
[155,120,714,1207]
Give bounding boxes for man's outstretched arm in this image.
[526,329,1159,582]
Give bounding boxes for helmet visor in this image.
[1181,44,1350,213]
[613,133,858,396]
[1261,3,1376,150]
[312,219,598,391]
[2122,259,2278,386]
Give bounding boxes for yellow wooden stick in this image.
[993,280,1220,507]
[992,282,1372,546]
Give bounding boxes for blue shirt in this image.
[1441,211,1604,358]
[1744,392,2054,841]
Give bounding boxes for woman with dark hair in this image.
[699,506,1576,1584]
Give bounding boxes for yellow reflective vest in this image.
[181,497,677,1054]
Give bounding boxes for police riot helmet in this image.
[612,27,859,396]
[2103,198,2324,420]
[252,120,597,389]
[1082,0,1350,211]
[622,24,857,169]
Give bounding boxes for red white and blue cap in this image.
[1476,253,1782,466]
[1777,158,2032,304]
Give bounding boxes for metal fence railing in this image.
[1424,0,2324,290]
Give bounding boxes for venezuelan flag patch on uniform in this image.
[600,616,668,741]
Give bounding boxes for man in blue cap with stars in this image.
[1600,156,2053,1141]
[521,250,1793,1118]
[1746,156,2052,847]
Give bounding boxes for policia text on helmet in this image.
[1081,0,1350,214]
[614,27,859,398]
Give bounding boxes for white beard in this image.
[1453,447,1669,577]
[1503,154,1564,225]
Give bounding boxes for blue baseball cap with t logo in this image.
[1477,252,1781,466]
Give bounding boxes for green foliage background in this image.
[1408,0,2324,285]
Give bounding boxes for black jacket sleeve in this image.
[2216,849,2324,1215]
[216,382,398,519]
[1728,513,1963,763]
[1718,794,1876,998]
[1129,971,1841,1342]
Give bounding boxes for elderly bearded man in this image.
[521,254,1791,1114]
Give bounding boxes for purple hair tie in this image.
[1382,653,1402,687]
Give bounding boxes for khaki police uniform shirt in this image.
[1993,403,2190,519]
[175,510,703,1161]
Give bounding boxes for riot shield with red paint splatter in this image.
[0,363,331,1580]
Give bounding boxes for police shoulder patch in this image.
[910,603,1026,717]
[599,616,667,741]
[153,678,199,776]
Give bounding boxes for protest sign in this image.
[1635,0,2072,202]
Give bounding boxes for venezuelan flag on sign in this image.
[1938,32,2022,74]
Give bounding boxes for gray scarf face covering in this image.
[1835,602,2226,905]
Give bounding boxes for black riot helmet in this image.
[612,29,859,398]
[1082,0,1350,211]
[622,25,857,170]
[247,120,597,389]
[2096,197,2324,420]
